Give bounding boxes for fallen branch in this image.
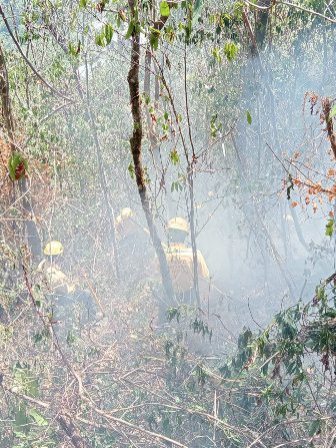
[57,413,90,448]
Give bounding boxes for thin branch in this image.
[279,0,336,23]
[245,0,336,24]
[4,386,49,409]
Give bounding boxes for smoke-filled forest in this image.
[1,0,336,446]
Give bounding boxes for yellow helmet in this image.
[43,241,64,256]
[167,217,189,234]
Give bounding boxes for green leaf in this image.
[125,21,134,39]
[160,1,170,17]
[104,23,114,44]
[164,24,175,43]
[246,110,252,125]
[329,104,336,120]
[309,419,322,436]
[212,47,221,63]
[224,41,238,61]
[150,28,160,50]
[68,41,80,56]
[233,1,244,19]
[150,34,158,50]
[79,0,87,7]
[128,162,135,179]
[315,285,327,303]
[143,93,150,105]
[95,34,103,46]
[95,24,113,47]
[28,408,48,426]
[326,218,334,237]
[170,149,180,165]
[210,113,222,137]
[14,403,28,434]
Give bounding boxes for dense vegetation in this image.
[1,0,336,446]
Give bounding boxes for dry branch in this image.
[57,413,90,448]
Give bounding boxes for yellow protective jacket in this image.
[164,243,209,295]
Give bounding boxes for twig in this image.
[279,1,336,23]
[248,297,263,329]
[87,401,189,447]
[4,386,49,409]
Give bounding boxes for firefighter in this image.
[165,217,210,305]
[38,241,96,325]
[38,241,72,297]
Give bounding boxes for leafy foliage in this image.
[246,110,252,125]
[160,1,170,17]
[224,41,238,61]
[326,218,334,237]
[95,24,114,47]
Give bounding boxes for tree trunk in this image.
[256,0,271,48]
[127,0,174,300]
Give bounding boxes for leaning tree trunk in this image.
[127,0,174,299]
